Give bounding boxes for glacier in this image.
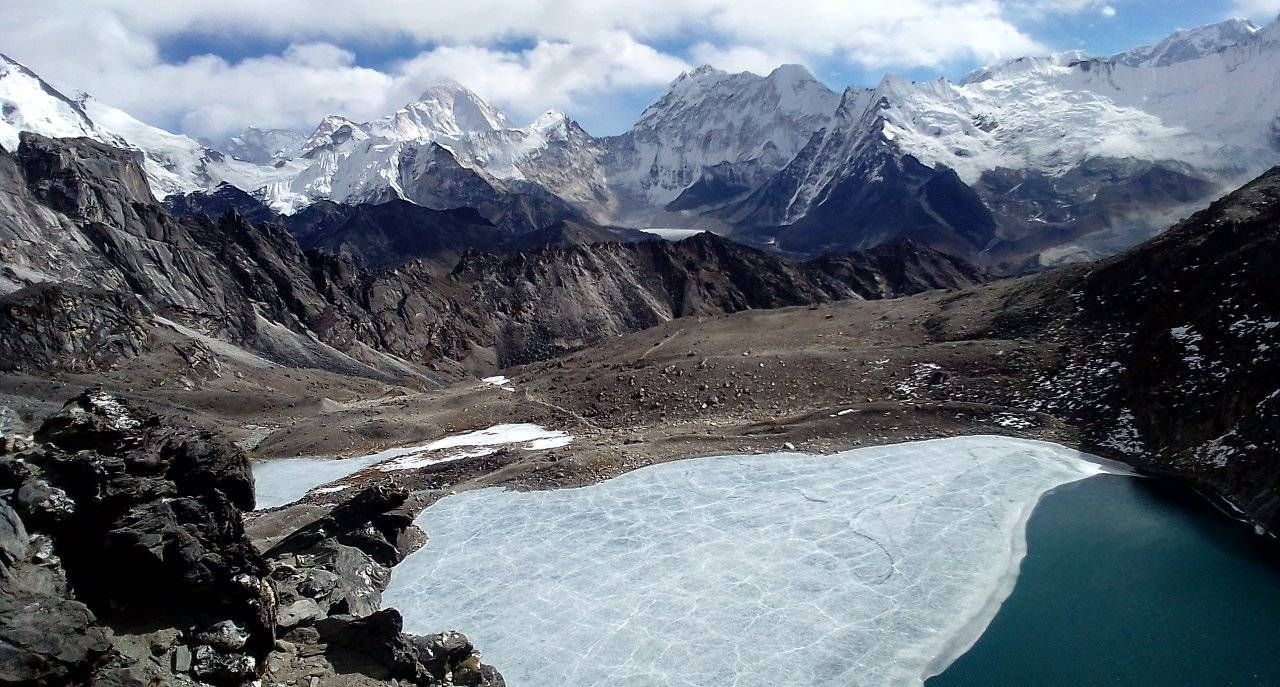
[382,436,1104,687]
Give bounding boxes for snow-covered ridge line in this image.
[5,17,1280,234]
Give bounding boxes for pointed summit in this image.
[0,53,101,150]
[767,64,818,84]
[373,81,508,142]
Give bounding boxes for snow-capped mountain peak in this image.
[606,61,840,219]
[1112,18,1260,68]
[961,51,1089,85]
[527,110,573,138]
[369,81,508,142]
[6,15,1280,272]
[0,53,105,151]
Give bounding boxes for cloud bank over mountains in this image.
[0,0,1265,138]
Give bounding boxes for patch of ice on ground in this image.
[482,376,513,388]
[312,485,350,495]
[990,412,1036,429]
[383,436,1104,687]
[524,435,574,450]
[377,447,499,472]
[252,454,384,509]
[252,424,573,508]
[423,424,570,452]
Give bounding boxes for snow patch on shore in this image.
[252,423,572,509]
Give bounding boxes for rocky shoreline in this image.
[0,389,503,687]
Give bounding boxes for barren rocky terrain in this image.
[1,137,1277,687]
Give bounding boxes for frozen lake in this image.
[382,436,1103,687]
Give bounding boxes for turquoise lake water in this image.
[928,474,1280,687]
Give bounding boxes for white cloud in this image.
[688,44,807,76]
[1004,0,1121,18]
[391,33,689,121]
[1233,0,1280,19]
[0,0,1132,138]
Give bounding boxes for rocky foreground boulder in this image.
[0,390,502,686]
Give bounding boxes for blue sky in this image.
[2,0,1276,139]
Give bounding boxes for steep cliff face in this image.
[981,167,1280,534]
[0,135,481,383]
[0,284,152,373]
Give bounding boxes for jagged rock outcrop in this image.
[0,284,151,373]
[0,390,272,685]
[263,484,420,624]
[314,611,504,687]
[0,391,503,686]
[252,481,503,686]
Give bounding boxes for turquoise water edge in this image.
[928,474,1280,687]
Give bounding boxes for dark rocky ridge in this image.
[1072,167,1280,534]
[452,231,985,366]
[0,134,985,379]
[167,182,282,225]
[0,390,503,686]
[497,219,659,254]
[288,199,508,270]
[945,166,1280,534]
[281,201,658,271]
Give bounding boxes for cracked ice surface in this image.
[383,436,1103,687]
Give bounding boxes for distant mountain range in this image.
[3,18,1280,272]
